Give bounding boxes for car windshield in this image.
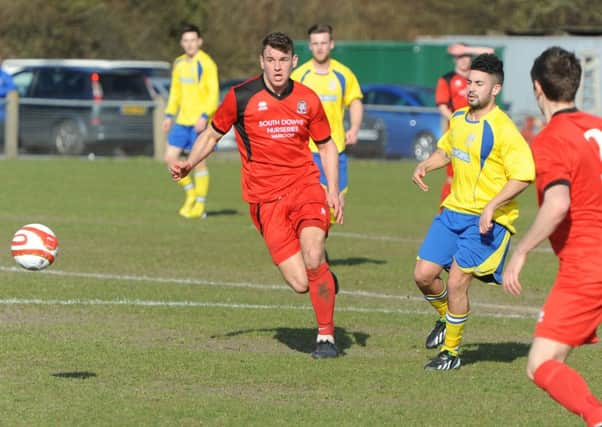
[100,73,151,100]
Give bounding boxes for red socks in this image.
[534,359,602,426]
[307,262,336,336]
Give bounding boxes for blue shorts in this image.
[168,124,200,151]
[312,151,348,193]
[418,209,512,284]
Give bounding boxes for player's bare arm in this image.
[411,148,450,192]
[194,116,208,133]
[502,184,570,295]
[317,139,343,224]
[437,104,452,121]
[170,125,223,180]
[479,179,531,233]
[345,99,363,145]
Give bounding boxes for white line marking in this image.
[0,298,536,319]
[0,265,540,316]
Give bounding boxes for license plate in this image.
[120,105,147,115]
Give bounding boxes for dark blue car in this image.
[358,84,443,160]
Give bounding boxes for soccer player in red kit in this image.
[503,47,602,426]
[170,32,342,359]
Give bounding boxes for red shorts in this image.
[534,270,602,346]
[249,183,330,265]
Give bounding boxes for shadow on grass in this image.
[328,257,387,267]
[460,341,531,366]
[206,208,239,217]
[215,327,369,357]
[52,371,97,379]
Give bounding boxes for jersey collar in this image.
[262,76,294,99]
[552,107,578,117]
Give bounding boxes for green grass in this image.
[0,154,598,426]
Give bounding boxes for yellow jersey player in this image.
[412,54,535,370]
[163,24,219,219]
[291,24,363,221]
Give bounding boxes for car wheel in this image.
[413,132,436,161]
[54,120,85,155]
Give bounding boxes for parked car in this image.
[5,59,165,155]
[359,84,443,161]
[344,112,386,158]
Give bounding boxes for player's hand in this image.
[194,117,208,133]
[162,117,172,133]
[479,205,494,234]
[327,190,343,225]
[502,251,526,296]
[412,163,429,191]
[345,128,359,145]
[169,160,192,181]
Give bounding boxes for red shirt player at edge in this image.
[435,43,494,204]
[502,47,602,427]
[170,32,342,360]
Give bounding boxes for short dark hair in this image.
[261,32,295,56]
[307,24,333,37]
[180,24,201,38]
[471,53,504,85]
[530,46,581,102]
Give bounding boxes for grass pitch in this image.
[0,154,599,426]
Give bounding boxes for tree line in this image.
[1,0,601,79]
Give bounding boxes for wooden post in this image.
[4,90,19,159]
[153,96,166,161]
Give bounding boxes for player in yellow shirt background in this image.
[163,24,219,219]
[291,24,363,220]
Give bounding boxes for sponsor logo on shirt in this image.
[258,101,268,111]
[451,147,470,163]
[319,95,337,102]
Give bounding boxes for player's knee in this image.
[302,247,323,270]
[414,263,437,287]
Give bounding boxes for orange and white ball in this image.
[11,224,59,270]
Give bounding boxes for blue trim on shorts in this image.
[418,209,511,284]
[168,124,200,151]
[312,151,348,192]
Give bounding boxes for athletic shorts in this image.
[249,183,330,265]
[312,151,348,194]
[417,208,512,284]
[534,269,602,346]
[168,124,200,151]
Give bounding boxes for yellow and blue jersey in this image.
[165,50,219,126]
[291,58,362,153]
[438,106,534,233]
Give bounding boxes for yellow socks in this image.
[441,311,470,356]
[177,175,196,217]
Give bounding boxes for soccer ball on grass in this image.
[11,224,59,271]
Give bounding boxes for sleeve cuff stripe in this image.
[544,179,570,192]
[314,136,331,145]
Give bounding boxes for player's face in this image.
[454,55,472,73]
[308,32,334,64]
[466,69,500,111]
[180,31,202,58]
[260,45,298,93]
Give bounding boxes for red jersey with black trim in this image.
[211,75,331,203]
[530,109,602,264]
[435,71,468,112]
